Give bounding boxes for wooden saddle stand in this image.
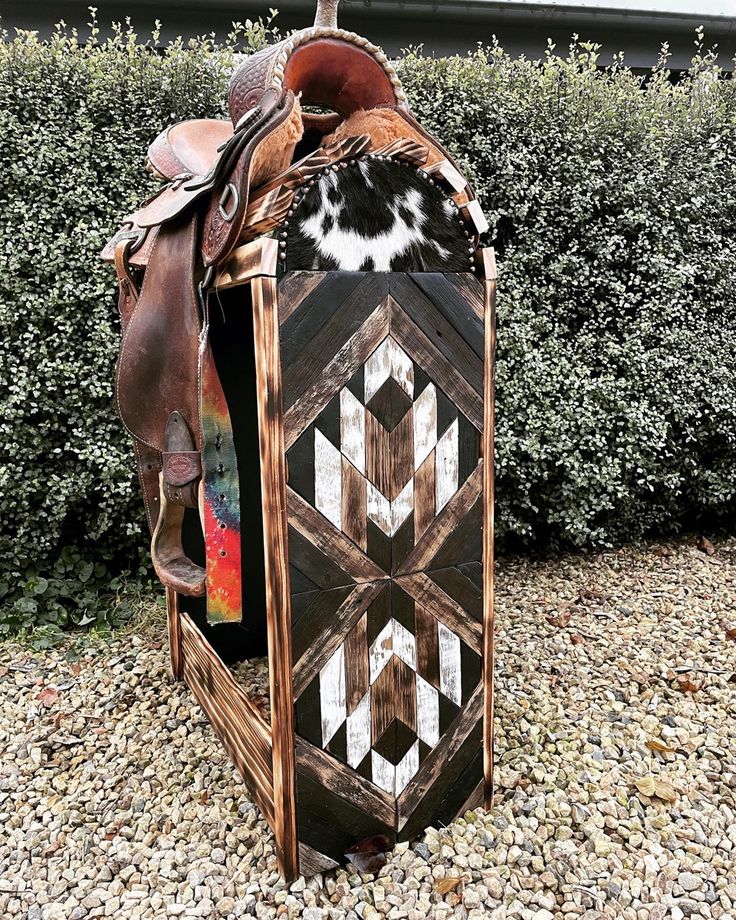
[103,0,496,880]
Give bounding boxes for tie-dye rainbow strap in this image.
[200,339,243,624]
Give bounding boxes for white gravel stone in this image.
[1,537,734,919]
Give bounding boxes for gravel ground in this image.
[1,536,735,920]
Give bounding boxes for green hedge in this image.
[1,20,735,632]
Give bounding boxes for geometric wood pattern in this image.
[279,271,490,864]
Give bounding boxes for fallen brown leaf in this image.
[725,626,736,641]
[345,834,390,875]
[69,663,81,676]
[36,687,60,708]
[577,585,608,603]
[646,738,676,754]
[546,608,571,628]
[434,877,463,895]
[696,535,715,556]
[633,775,679,802]
[676,675,701,693]
[569,633,583,645]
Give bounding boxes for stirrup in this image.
[150,412,206,596]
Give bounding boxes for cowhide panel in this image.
[282,157,474,273]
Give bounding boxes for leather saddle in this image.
[103,15,416,624]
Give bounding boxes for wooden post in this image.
[481,247,497,809]
[166,587,183,681]
[251,262,299,881]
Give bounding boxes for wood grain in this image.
[292,581,388,697]
[482,250,497,808]
[287,486,387,583]
[296,737,395,827]
[284,298,391,450]
[251,275,299,881]
[166,588,182,681]
[396,462,483,577]
[394,572,482,655]
[389,297,483,432]
[396,683,483,832]
[180,612,274,821]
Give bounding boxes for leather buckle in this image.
[218,183,240,222]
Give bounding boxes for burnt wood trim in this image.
[214,238,278,289]
[482,251,497,809]
[167,588,183,681]
[394,571,482,656]
[179,612,274,820]
[251,275,299,881]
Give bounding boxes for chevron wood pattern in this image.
[278,271,492,866]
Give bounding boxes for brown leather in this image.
[151,477,206,595]
[229,35,401,124]
[163,451,201,488]
[147,119,234,180]
[201,91,295,267]
[116,214,201,454]
[284,40,398,114]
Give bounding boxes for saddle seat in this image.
[147,119,234,181]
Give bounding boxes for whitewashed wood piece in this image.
[435,418,459,513]
[346,691,371,768]
[395,740,420,795]
[340,387,365,475]
[367,481,392,536]
[364,336,414,404]
[319,644,346,746]
[314,428,342,530]
[416,674,440,747]
[391,478,414,536]
[371,750,396,795]
[364,336,392,404]
[413,383,437,471]
[392,619,417,671]
[438,622,462,706]
[369,621,394,684]
[387,337,414,399]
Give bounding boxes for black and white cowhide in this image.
[283,157,473,273]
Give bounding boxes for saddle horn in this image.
[314,0,340,29]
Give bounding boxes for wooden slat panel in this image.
[180,613,274,823]
[284,298,391,449]
[251,275,299,880]
[394,572,482,655]
[288,486,387,583]
[389,297,483,432]
[292,581,389,697]
[341,458,367,551]
[282,273,387,409]
[396,462,483,577]
[391,275,484,389]
[296,737,396,828]
[278,272,327,325]
[397,683,483,833]
[344,613,369,715]
[409,273,485,360]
